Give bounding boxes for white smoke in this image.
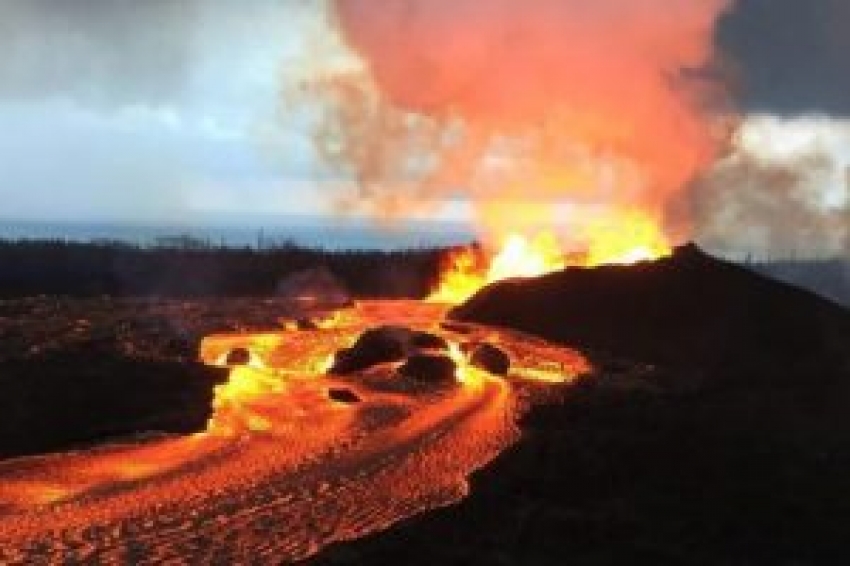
[694,115,850,257]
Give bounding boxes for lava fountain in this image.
[299,0,733,305]
[429,209,672,304]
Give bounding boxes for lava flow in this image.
[430,209,672,304]
[0,300,587,564]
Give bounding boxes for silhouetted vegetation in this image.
[2,239,847,307]
[0,239,447,299]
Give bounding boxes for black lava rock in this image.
[328,326,412,374]
[410,331,449,352]
[327,387,361,404]
[470,343,511,376]
[0,350,227,459]
[226,347,251,366]
[296,318,319,331]
[163,337,195,360]
[398,354,457,383]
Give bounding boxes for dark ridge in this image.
[0,346,227,459]
[451,244,850,390]
[0,240,447,299]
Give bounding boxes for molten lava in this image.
[429,233,565,304]
[429,210,671,304]
[0,299,590,563]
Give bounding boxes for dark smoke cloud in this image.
[719,0,850,116]
[0,0,198,108]
[308,0,733,243]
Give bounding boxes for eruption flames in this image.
[429,209,671,303]
[300,0,733,299]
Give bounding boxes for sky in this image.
[0,0,847,254]
[0,1,327,224]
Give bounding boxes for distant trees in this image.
[1,238,846,307]
[0,239,448,299]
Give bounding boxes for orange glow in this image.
[584,209,672,267]
[488,232,565,281]
[0,300,593,563]
[429,232,565,304]
[447,341,487,388]
[429,210,670,304]
[311,0,731,255]
[207,366,285,436]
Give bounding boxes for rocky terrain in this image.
[0,297,317,458]
[0,301,578,564]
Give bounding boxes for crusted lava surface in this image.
[0,297,309,458]
[0,299,589,563]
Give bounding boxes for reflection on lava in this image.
[0,301,588,563]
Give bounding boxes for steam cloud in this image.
[307,0,734,244]
[693,115,850,257]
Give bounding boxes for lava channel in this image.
[0,300,588,564]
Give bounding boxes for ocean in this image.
[0,218,475,251]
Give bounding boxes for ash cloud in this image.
[307,0,734,242]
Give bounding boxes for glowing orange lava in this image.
[0,300,591,564]
[583,209,672,267]
[428,232,565,304]
[429,210,671,304]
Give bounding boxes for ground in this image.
[0,299,586,563]
[1,256,849,564]
[312,369,850,565]
[0,296,303,458]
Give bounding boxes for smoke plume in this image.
[306,0,734,245]
[693,115,850,258]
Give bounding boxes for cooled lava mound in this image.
[452,244,850,389]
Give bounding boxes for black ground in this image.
[2,242,850,563]
[310,245,850,565]
[0,297,312,458]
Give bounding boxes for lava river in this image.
[0,300,588,563]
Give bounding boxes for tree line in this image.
[0,239,447,299]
